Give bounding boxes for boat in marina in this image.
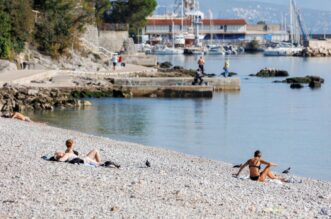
[263,47,302,56]
[149,36,162,45]
[264,0,307,57]
[174,34,185,47]
[183,47,205,55]
[205,45,225,55]
[263,42,303,56]
[153,45,183,55]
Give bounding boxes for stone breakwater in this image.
[295,47,331,57]
[0,118,331,218]
[0,84,115,112]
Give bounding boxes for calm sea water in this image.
[28,54,331,181]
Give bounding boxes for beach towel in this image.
[41,155,120,168]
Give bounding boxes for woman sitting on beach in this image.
[234,150,281,182]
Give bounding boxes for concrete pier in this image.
[114,85,214,98]
[112,77,240,92]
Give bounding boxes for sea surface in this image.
[29,54,331,181]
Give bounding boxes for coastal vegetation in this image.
[0,0,156,59]
[104,0,157,42]
[0,0,34,59]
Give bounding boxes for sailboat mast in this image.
[172,20,175,48]
[181,0,184,28]
[289,0,294,45]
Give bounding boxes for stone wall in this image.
[81,25,100,49]
[122,54,157,66]
[99,31,129,52]
[0,60,17,73]
[308,39,331,49]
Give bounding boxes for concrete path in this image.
[0,64,157,86]
[0,70,56,85]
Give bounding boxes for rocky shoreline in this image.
[0,118,330,218]
[295,47,331,57]
[0,84,115,112]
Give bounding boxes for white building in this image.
[144,17,289,43]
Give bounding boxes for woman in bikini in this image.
[234,150,281,182]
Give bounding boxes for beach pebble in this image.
[0,118,330,218]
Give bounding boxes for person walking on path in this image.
[223,58,230,77]
[111,54,118,71]
[118,55,122,66]
[197,56,205,74]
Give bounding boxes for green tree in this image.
[0,11,12,59]
[4,0,34,53]
[95,0,112,31]
[0,0,34,58]
[33,0,94,58]
[105,0,157,41]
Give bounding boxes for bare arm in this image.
[235,160,250,177]
[260,159,277,166]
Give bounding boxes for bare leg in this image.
[259,165,283,182]
[86,149,101,162]
[267,171,278,180]
[259,165,271,182]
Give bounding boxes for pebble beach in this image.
[0,118,330,218]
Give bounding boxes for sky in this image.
[157,0,331,12]
[252,0,331,11]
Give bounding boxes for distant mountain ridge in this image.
[156,0,331,34]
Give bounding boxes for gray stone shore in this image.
[0,118,330,218]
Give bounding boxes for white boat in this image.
[192,50,204,55]
[153,46,183,55]
[174,34,185,47]
[149,36,162,45]
[264,46,303,56]
[206,46,225,55]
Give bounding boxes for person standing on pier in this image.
[223,58,230,77]
[198,56,205,74]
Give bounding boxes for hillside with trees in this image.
[0,0,157,60]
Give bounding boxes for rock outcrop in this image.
[274,76,325,90]
[250,68,289,77]
[285,76,324,84]
[0,84,114,112]
[290,83,304,89]
[295,47,331,57]
[0,60,17,73]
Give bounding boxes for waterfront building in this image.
[246,24,289,42]
[144,17,289,44]
[144,17,246,44]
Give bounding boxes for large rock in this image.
[285,76,324,84]
[159,62,173,69]
[253,68,289,77]
[0,60,17,73]
[290,83,304,89]
[309,81,322,89]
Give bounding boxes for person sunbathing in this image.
[54,149,102,166]
[234,150,283,182]
[64,139,79,155]
[1,111,32,122]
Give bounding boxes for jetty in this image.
[0,65,240,111]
